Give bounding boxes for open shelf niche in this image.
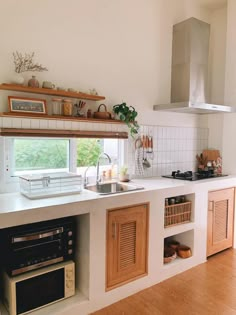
[164,229,194,267]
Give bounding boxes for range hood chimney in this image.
[153,17,233,114]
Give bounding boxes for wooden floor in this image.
[92,249,236,315]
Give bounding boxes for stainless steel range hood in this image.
[153,17,233,114]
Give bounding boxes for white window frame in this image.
[2,137,125,184]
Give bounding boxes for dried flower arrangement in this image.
[13,51,48,73]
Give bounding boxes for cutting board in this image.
[202,150,220,161]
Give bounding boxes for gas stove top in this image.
[162,170,227,181]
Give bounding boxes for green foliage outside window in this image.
[15,139,68,171]
[14,138,104,172]
[76,139,102,166]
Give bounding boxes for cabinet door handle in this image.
[112,222,117,240]
[209,201,214,211]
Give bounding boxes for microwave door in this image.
[16,268,64,315]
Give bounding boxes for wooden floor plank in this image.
[92,249,236,315]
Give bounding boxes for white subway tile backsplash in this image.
[11,118,22,128]
[56,120,65,129]
[129,124,209,177]
[2,117,12,128]
[39,119,49,129]
[21,119,31,129]
[64,121,72,130]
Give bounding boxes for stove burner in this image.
[172,170,193,179]
[163,170,227,181]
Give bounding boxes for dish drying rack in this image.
[19,172,82,199]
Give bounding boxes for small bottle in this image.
[107,169,112,180]
[87,109,92,118]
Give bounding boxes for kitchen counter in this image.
[1,175,236,315]
[0,175,236,229]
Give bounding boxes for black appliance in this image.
[162,170,228,181]
[2,217,75,276]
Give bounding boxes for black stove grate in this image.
[162,170,227,181]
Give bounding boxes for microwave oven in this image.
[3,261,75,315]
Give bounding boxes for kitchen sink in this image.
[84,181,144,195]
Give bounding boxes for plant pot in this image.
[119,174,130,182]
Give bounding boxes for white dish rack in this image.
[19,172,82,199]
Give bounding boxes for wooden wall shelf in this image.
[0,84,105,101]
[0,128,128,139]
[0,112,125,125]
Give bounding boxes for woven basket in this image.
[164,201,191,227]
[93,104,111,119]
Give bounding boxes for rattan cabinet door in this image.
[207,188,234,257]
[106,203,149,290]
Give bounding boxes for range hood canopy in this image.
[154,17,233,114]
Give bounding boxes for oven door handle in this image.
[12,227,64,243]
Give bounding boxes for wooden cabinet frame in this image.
[207,188,235,257]
[106,203,149,291]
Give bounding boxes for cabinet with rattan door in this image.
[106,203,149,291]
[207,188,234,257]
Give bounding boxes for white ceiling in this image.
[198,0,227,10]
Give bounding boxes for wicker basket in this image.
[164,201,191,228]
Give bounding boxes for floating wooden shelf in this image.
[0,112,125,124]
[0,84,105,101]
[0,128,128,139]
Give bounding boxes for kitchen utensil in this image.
[196,153,208,167]
[142,135,151,168]
[202,150,220,162]
[146,135,154,159]
[94,104,111,119]
[134,137,144,176]
[74,100,86,116]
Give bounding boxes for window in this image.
[4,137,123,181]
[76,138,121,177]
[9,138,70,176]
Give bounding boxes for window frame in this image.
[3,137,125,184]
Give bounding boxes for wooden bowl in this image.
[177,245,192,258]
[167,240,180,251]
[164,247,177,264]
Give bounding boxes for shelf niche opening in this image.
[164,229,194,265]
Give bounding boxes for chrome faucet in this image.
[96,152,112,184]
[84,166,91,188]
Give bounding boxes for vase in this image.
[11,73,24,85]
[28,75,39,88]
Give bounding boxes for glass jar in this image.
[63,99,73,116]
[51,98,62,115]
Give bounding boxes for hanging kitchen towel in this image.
[134,138,144,176]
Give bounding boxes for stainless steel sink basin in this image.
[84,182,144,195]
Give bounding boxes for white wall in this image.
[206,6,227,155]
[0,0,211,128]
[208,0,236,175]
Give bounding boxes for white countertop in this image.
[1,175,236,228]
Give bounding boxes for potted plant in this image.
[113,102,139,137]
[119,165,130,182]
